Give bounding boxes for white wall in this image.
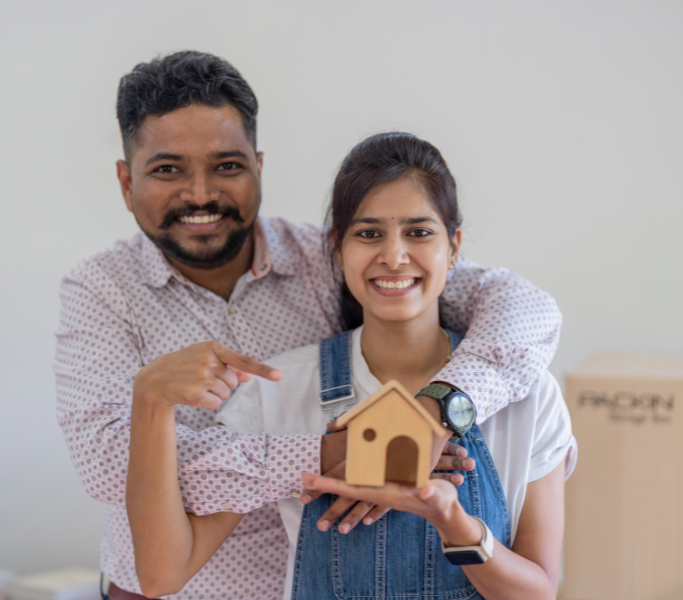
[1,0,681,575]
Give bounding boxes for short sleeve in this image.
[216,376,270,434]
[528,374,578,483]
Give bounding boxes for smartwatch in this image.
[415,383,475,439]
[442,516,494,565]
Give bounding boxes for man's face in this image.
[117,103,262,270]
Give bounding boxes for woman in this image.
[126,132,576,600]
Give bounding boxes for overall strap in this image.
[446,328,463,355]
[319,330,355,413]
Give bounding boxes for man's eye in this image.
[155,165,179,174]
[217,162,239,171]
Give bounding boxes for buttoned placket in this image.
[224,268,268,362]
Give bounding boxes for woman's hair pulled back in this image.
[325,132,462,329]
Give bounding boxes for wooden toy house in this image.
[335,380,446,488]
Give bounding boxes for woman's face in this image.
[338,177,461,327]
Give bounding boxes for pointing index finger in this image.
[211,343,282,381]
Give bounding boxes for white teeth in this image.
[179,214,223,224]
[373,278,416,289]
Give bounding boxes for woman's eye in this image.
[409,228,432,238]
[358,230,380,239]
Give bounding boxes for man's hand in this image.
[431,441,475,486]
[133,341,282,411]
[301,418,476,534]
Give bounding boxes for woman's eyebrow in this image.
[350,216,438,226]
[403,216,438,225]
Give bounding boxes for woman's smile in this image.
[370,276,421,296]
[339,177,459,325]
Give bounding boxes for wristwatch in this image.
[415,383,475,439]
[442,516,494,565]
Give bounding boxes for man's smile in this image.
[178,214,224,224]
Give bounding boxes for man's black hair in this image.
[116,51,258,159]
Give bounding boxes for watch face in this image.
[446,391,475,431]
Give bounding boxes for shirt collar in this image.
[139,216,297,289]
[140,234,176,288]
[254,217,298,278]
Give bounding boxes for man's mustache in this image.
[159,202,244,229]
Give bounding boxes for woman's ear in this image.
[448,229,462,270]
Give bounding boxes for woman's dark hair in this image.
[325,132,462,330]
[116,51,258,160]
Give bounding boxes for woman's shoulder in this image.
[266,342,321,370]
[480,371,576,481]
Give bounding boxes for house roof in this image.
[335,379,446,436]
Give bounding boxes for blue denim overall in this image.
[290,330,512,600]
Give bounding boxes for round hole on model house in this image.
[363,428,376,441]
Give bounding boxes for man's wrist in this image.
[414,394,443,425]
[131,386,176,421]
[319,431,346,474]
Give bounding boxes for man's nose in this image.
[379,236,409,270]
[180,172,219,204]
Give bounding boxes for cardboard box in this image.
[9,569,100,600]
[564,354,683,600]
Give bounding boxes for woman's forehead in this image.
[353,179,441,223]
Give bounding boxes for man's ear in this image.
[116,160,133,212]
[256,151,264,179]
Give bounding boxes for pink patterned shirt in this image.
[55,216,561,600]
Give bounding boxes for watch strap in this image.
[416,383,453,401]
[442,516,494,565]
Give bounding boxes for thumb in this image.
[417,480,459,513]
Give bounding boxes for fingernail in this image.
[300,494,310,504]
[364,517,373,525]
[319,520,329,531]
[339,524,350,534]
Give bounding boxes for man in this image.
[55,51,561,600]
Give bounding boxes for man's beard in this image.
[139,201,256,270]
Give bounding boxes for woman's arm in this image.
[301,459,565,600]
[126,397,244,598]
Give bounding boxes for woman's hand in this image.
[302,416,476,534]
[301,473,482,547]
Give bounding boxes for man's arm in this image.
[55,273,321,514]
[436,257,562,423]
[293,220,561,424]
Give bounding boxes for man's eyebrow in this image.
[144,150,248,167]
[211,150,248,160]
[145,152,184,167]
[350,216,439,226]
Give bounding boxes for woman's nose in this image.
[379,237,409,270]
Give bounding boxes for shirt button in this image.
[289,489,301,498]
[221,502,232,510]
[228,306,236,315]
[485,406,493,416]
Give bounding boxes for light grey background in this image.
[1,0,681,577]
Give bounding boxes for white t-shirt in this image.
[217,327,577,598]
